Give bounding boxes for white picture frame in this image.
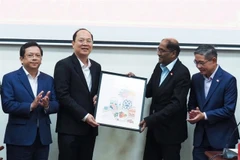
[95,71,147,132]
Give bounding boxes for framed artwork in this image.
[95,71,147,132]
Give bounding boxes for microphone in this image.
[222,122,240,159]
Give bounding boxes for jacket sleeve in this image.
[1,75,31,117]
[188,77,198,111]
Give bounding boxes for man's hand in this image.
[139,120,147,132]
[127,72,135,77]
[188,107,199,119]
[39,91,51,109]
[93,95,97,106]
[187,107,205,124]
[30,91,44,111]
[0,145,4,160]
[85,114,99,127]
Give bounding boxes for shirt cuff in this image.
[203,112,208,120]
[30,104,33,112]
[82,113,89,122]
[44,106,49,113]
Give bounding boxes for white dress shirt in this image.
[77,58,92,122]
[78,59,92,91]
[22,66,40,98]
[203,65,219,98]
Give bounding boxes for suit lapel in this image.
[17,67,35,99]
[198,76,205,110]
[71,54,89,92]
[154,63,161,88]
[90,60,96,93]
[203,67,222,106]
[37,73,44,95]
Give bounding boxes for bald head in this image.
[162,38,179,44]
[161,38,180,56]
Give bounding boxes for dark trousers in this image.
[192,131,233,160]
[143,131,181,160]
[58,133,96,160]
[6,131,49,160]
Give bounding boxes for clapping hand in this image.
[30,91,51,111]
[39,91,50,109]
[187,107,205,124]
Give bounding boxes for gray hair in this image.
[194,44,217,60]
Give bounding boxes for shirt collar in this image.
[22,66,40,78]
[160,58,178,71]
[78,58,91,68]
[203,65,219,80]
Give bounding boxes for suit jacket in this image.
[188,66,239,149]
[144,59,190,144]
[54,53,101,136]
[1,67,59,146]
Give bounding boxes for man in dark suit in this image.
[187,44,239,160]
[1,41,59,160]
[54,28,101,160]
[139,38,190,160]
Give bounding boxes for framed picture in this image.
[95,71,147,132]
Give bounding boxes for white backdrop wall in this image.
[1,0,240,44]
[0,44,240,160]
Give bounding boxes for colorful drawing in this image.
[109,98,118,110]
[102,89,136,124]
[122,99,132,109]
[128,108,136,118]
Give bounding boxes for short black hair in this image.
[72,28,93,42]
[194,44,217,60]
[20,41,43,58]
[163,39,180,56]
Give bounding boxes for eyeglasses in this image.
[25,54,42,59]
[193,60,210,66]
[157,48,173,54]
[78,38,93,44]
